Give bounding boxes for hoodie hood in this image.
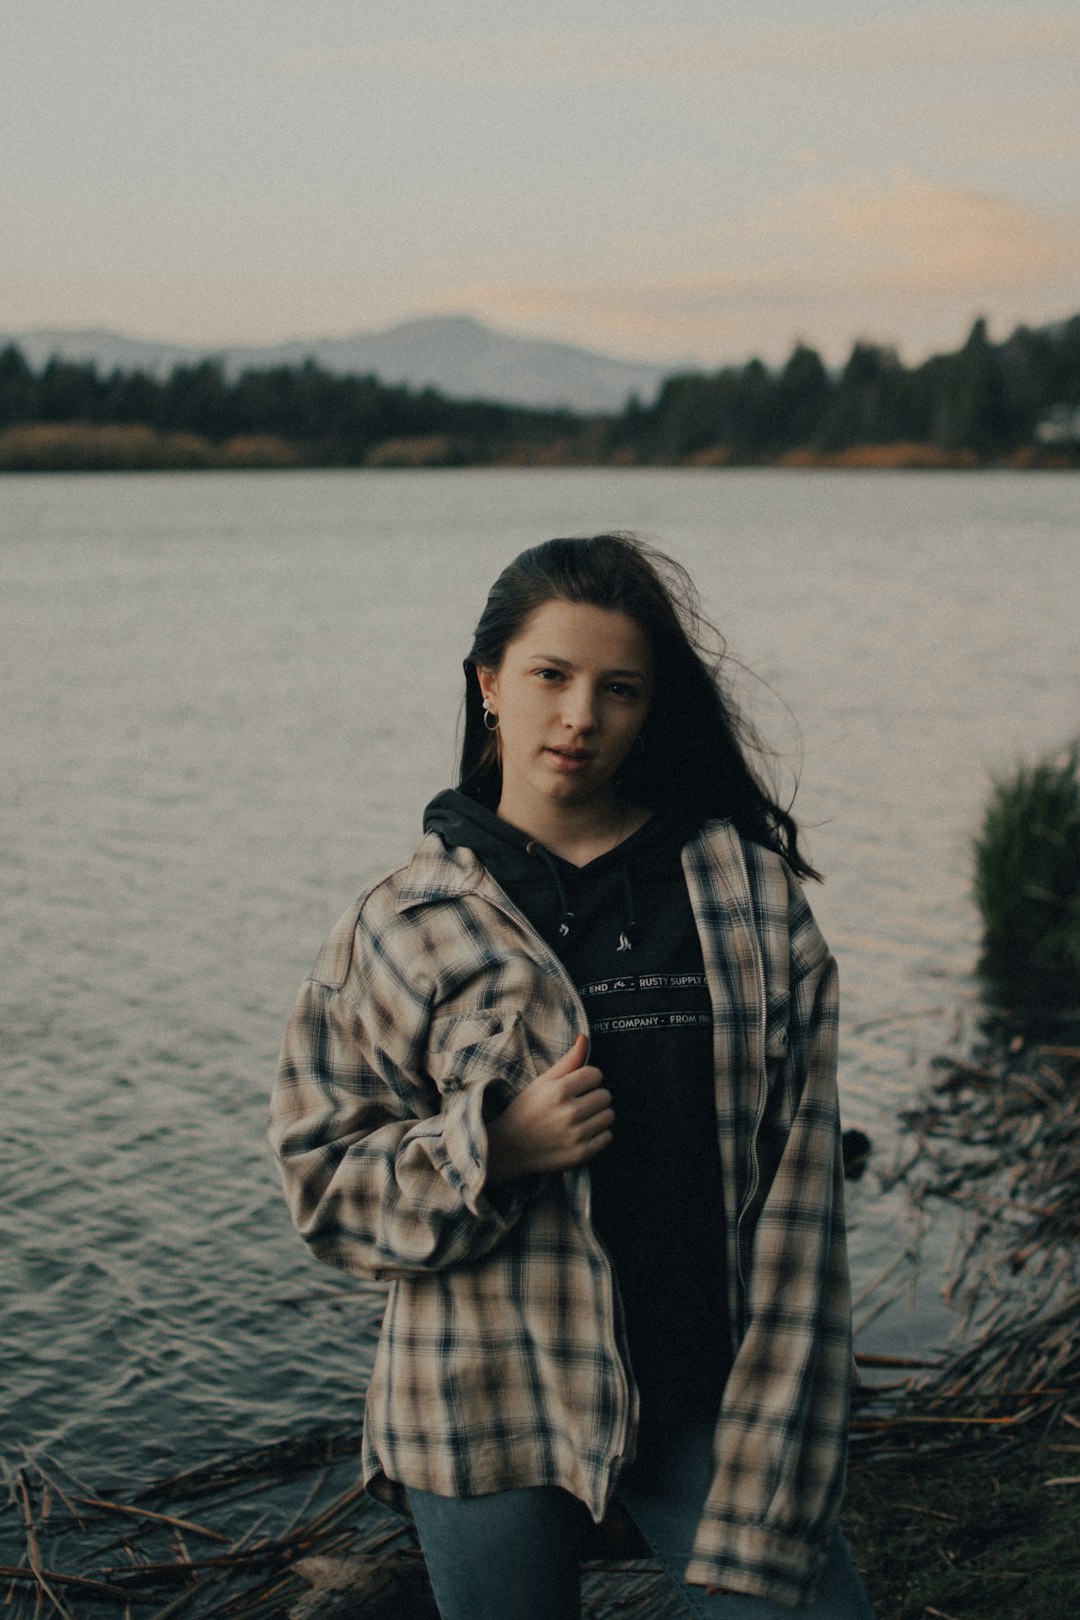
[424,788,702,951]
[425,788,584,940]
[424,789,537,876]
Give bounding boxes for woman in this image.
[270,534,872,1618]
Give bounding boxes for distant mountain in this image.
[0,316,671,413]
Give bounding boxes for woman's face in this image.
[477,598,653,820]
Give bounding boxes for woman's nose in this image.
[563,684,597,732]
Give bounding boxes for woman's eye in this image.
[609,683,641,701]
[535,667,563,681]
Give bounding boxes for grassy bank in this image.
[0,422,304,471]
[845,1434,1080,1618]
[842,1032,1080,1617]
[1,420,1078,472]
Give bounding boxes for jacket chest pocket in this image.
[765,1028,788,1066]
[764,990,793,1100]
[764,986,790,1055]
[763,987,805,1138]
[424,1008,534,1101]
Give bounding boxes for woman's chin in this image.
[545,775,618,812]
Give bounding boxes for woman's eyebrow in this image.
[529,652,648,680]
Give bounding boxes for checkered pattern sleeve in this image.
[687,854,851,1607]
[269,894,538,1281]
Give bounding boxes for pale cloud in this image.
[422,170,1080,365]
[756,169,1080,293]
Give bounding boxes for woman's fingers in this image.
[485,1034,614,1180]
[551,1068,611,1126]
[557,1081,613,1164]
[569,1084,613,1121]
[553,1076,610,1129]
[567,1131,612,1165]
[557,1062,605,1096]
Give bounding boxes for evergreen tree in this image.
[0,345,34,427]
[949,317,1012,455]
[775,345,830,446]
[37,356,105,422]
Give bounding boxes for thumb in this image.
[549,1032,588,1076]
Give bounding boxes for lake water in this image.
[2,467,1078,1498]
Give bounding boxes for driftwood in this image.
[287,1552,440,1620]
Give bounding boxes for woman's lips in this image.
[545,746,594,771]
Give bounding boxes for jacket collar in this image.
[393,833,493,910]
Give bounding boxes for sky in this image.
[4,0,1080,369]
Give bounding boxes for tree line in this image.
[0,346,586,467]
[623,315,1080,464]
[1,313,1078,469]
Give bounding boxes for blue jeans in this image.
[407,1424,874,1620]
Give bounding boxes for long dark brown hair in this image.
[459,532,820,881]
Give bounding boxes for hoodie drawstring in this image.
[525,840,576,937]
[617,861,636,952]
[526,838,637,951]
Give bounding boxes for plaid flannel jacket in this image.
[269,819,851,1606]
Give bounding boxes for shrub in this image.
[0,422,213,470]
[974,744,1080,1004]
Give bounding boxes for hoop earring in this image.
[482,701,500,732]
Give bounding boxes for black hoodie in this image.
[424,789,731,1468]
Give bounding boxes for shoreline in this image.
[1,421,1077,473]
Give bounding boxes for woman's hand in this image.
[486,1034,613,1184]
